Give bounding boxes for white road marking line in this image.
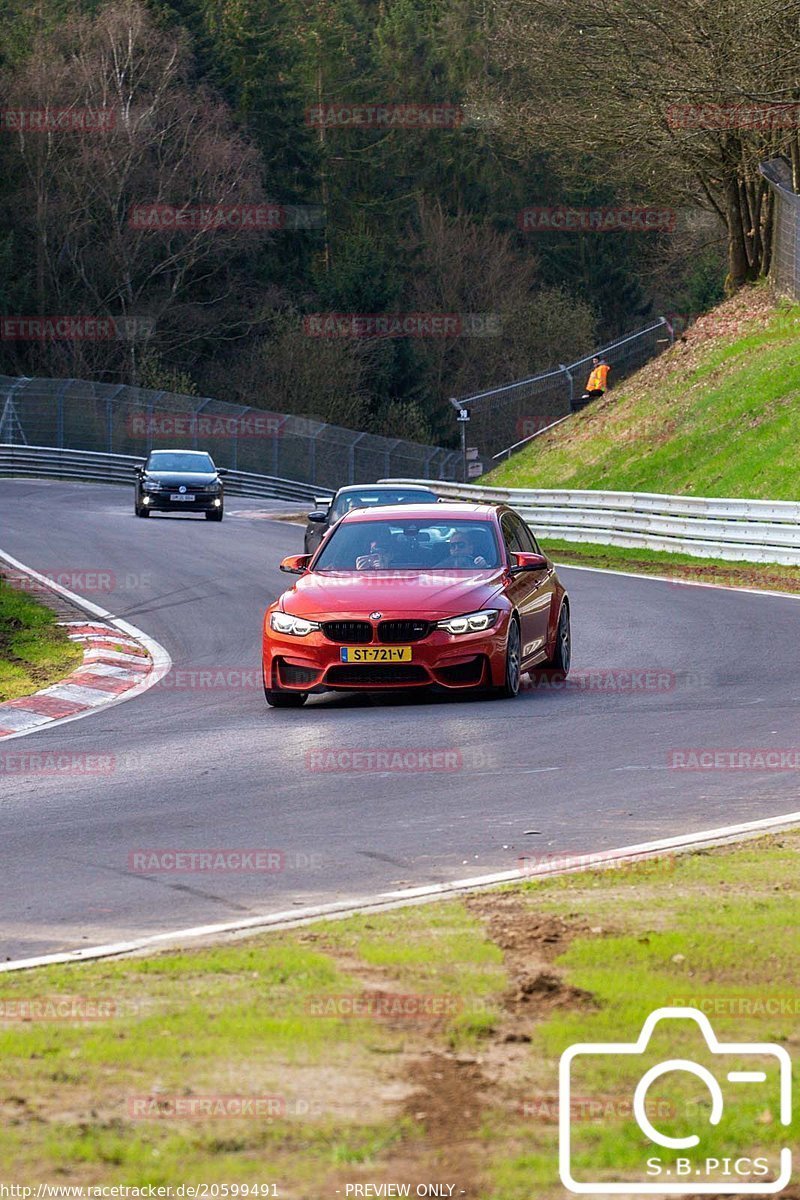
[557,561,800,600]
[1,808,798,973]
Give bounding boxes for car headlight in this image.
[142,480,162,491]
[203,482,221,492]
[270,611,320,637]
[436,609,499,635]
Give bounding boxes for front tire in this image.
[205,508,224,521]
[494,617,521,698]
[264,686,307,708]
[135,503,149,518]
[542,603,571,675]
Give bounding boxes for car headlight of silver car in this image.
[270,611,320,637]
[436,609,499,635]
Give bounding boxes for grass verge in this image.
[486,289,800,499]
[1,833,797,1197]
[540,537,800,594]
[0,574,82,702]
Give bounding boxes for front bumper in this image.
[140,492,222,512]
[262,616,510,693]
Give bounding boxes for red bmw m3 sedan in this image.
[262,502,570,706]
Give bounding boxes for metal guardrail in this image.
[7,445,799,565]
[380,478,800,566]
[0,444,332,505]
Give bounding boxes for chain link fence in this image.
[453,319,673,470]
[0,318,674,489]
[760,157,800,300]
[0,376,461,488]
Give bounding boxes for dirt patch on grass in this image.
[400,1054,487,1140]
[465,897,598,1025]
[317,895,600,1196]
[466,898,587,959]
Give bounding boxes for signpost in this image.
[455,404,470,483]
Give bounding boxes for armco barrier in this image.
[0,444,332,505]
[380,478,800,566]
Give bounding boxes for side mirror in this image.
[307,511,328,523]
[217,467,228,477]
[510,551,549,574]
[133,465,143,475]
[280,553,312,575]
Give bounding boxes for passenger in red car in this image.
[447,529,489,568]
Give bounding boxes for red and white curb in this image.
[0,622,151,737]
[0,549,171,740]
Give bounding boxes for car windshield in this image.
[146,452,215,473]
[313,517,501,571]
[329,489,436,522]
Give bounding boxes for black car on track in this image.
[134,449,226,520]
[303,483,439,554]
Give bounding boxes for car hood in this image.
[281,569,506,620]
[144,471,218,485]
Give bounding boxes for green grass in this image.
[539,537,800,593]
[487,297,800,499]
[0,908,505,1189]
[486,839,800,1196]
[1,835,798,1196]
[0,575,82,701]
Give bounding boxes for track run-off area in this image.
[2,476,800,964]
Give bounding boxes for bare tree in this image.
[406,200,596,408]
[489,0,800,288]
[201,310,374,429]
[2,0,268,382]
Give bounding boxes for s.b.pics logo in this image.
[559,1007,792,1194]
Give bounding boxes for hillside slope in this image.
[487,289,800,499]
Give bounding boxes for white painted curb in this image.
[2,808,798,973]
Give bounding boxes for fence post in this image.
[192,398,212,451]
[149,392,166,455]
[105,385,125,454]
[349,432,367,483]
[56,379,73,448]
[559,364,574,408]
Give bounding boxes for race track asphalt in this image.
[2,477,799,961]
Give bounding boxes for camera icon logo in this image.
[559,1006,792,1194]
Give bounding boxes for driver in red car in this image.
[447,529,489,568]
[355,529,394,571]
